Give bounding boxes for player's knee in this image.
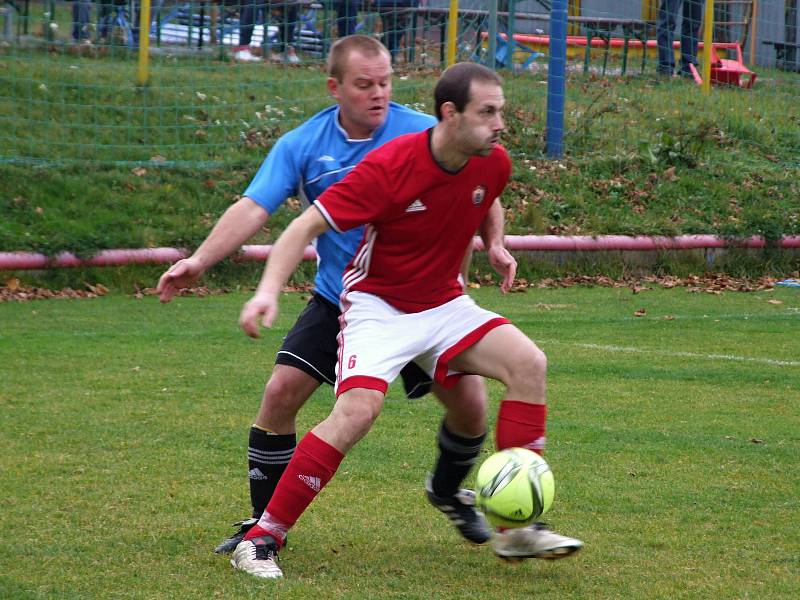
[262,372,308,414]
[333,391,383,440]
[506,345,547,392]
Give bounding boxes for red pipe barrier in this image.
[1,236,798,271]
[488,32,742,51]
[475,234,800,252]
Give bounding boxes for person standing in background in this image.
[657,0,705,77]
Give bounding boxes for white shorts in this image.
[335,291,510,396]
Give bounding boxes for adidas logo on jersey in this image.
[249,468,269,481]
[405,199,427,213]
[298,474,321,491]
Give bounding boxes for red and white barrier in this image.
[1,236,798,270]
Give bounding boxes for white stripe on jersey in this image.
[346,225,373,281]
[306,165,355,186]
[313,201,341,233]
[343,224,377,290]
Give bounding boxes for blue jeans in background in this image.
[657,0,704,76]
[374,0,417,63]
[240,0,298,52]
[72,1,92,41]
[333,1,361,38]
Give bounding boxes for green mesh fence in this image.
[0,1,798,168]
[0,0,450,167]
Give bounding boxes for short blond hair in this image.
[327,35,390,82]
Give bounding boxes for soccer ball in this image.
[475,448,555,528]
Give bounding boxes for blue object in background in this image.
[545,0,567,158]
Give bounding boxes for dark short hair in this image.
[434,62,503,120]
[327,35,391,82]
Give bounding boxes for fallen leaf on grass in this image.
[86,283,109,296]
[0,282,110,301]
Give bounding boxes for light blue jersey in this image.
[244,102,437,305]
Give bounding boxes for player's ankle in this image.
[243,523,274,543]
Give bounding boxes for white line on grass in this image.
[541,340,800,368]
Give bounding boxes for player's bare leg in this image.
[450,325,583,560]
[215,365,321,554]
[232,388,384,578]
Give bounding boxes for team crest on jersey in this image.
[471,186,487,205]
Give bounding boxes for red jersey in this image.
[314,129,511,313]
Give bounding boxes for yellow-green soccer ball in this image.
[475,448,555,528]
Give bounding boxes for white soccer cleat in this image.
[233,47,261,62]
[492,523,583,561]
[286,48,300,64]
[231,536,283,578]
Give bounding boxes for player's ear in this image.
[440,101,457,121]
[327,77,340,99]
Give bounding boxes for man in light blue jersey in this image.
[156,35,492,555]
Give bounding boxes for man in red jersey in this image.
[234,62,583,579]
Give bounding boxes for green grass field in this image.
[2,286,798,599]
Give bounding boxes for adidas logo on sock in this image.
[298,474,321,492]
[249,468,269,481]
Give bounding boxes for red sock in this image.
[243,432,344,544]
[495,400,547,455]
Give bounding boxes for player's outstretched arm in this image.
[156,197,269,303]
[480,198,517,293]
[239,208,330,338]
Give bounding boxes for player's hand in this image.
[156,257,204,303]
[239,291,280,338]
[487,245,517,293]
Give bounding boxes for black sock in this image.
[248,427,296,519]
[430,420,486,498]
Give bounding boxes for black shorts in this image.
[274,293,433,399]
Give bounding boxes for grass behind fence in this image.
[1,12,799,281]
[1,286,798,598]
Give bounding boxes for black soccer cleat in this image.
[213,518,258,555]
[425,475,492,545]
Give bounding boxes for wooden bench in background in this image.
[761,39,800,72]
